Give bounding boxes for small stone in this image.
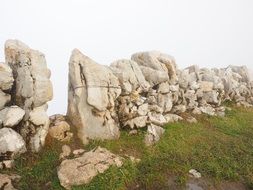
[2,160,14,169]
[73,149,85,156]
[186,116,197,123]
[129,130,138,136]
[59,145,71,159]
[49,121,73,142]
[189,169,201,178]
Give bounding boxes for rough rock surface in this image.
[4,39,53,152]
[0,128,26,159]
[0,173,20,190]
[0,106,25,128]
[49,115,73,142]
[67,49,121,144]
[57,147,123,190]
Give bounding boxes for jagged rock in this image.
[57,147,123,189]
[0,173,21,190]
[157,93,173,113]
[202,91,219,105]
[131,51,178,85]
[158,82,170,94]
[4,39,53,152]
[172,105,187,114]
[0,106,25,128]
[164,114,183,123]
[49,121,73,142]
[59,145,71,160]
[199,81,214,92]
[137,103,149,116]
[125,116,148,129]
[5,39,53,113]
[1,160,14,169]
[144,124,165,146]
[0,90,11,111]
[28,105,50,152]
[148,112,166,126]
[110,59,150,94]
[0,63,14,91]
[200,106,216,116]
[67,49,121,144]
[0,128,26,159]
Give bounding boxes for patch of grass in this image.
[10,105,253,189]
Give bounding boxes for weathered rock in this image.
[125,116,148,129]
[0,173,21,190]
[144,124,165,146]
[164,114,183,123]
[110,59,150,94]
[0,90,11,110]
[0,63,14,91]
[199,81,214,92]
[28,105,50,152]
[189,169,201,179]
[0,106,25,127]
[67,49,121,144]
[200,106,216,116]
[5,39,53,113]
[148,112,167,126]
[57,147,123,189]
[131,51,178,85]
[0,128,26,159]
[137,103,149,116]
[59,145,71,160]
[73,149,85,156]
[49,121,73,142]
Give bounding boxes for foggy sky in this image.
[1,0,253,115]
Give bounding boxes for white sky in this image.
[0,0,253,115]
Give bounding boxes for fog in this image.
[1,0,253,115]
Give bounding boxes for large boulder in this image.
[5,40,53,152]
[5,40,53,113]
[67,49,121,144]
[131,51,178,85]
[0,128,26,159]
[57,147,123,189]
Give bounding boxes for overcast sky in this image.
[0,0,253,115]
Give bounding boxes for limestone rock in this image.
[5,39,53,113]
[67,49,121,144]
[189,169,201,179]
[131,51,178,85]
[199,81,214,92]
[28,105,50,152]
[148,112,166,126]
[0,173,21,190]
[57,147,123,189]
[125,116,148,129]
[110,59,150,94]
[73,149,85,156]
[164,114,183,123]
[144,124,165,146]
[49,121,73,142]
[0,106,25,127]
[59,145,71,160]
[0,63,14,91]
[0,90,11,110]
[0,128,26,159]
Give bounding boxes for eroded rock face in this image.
[0,106,25,128]
[4,40,53,152]
[0,128,26,159]
[0,173,21,190]
[57,147,123,190]
[67,49,121,144]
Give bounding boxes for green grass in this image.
[9,105,253,190]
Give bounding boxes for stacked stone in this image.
[67,50,253,146]
[0,40,53,166]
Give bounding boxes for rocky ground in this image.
[1,40,253,189]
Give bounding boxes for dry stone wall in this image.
[0,40,53,164]
[67,50,253,146]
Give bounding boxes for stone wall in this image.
[67,50,253,145]
[0,40,53,163]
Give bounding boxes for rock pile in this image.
[67,50,253,146]
[0,40,53,165]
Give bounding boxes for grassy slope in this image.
[5,105,253,190]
